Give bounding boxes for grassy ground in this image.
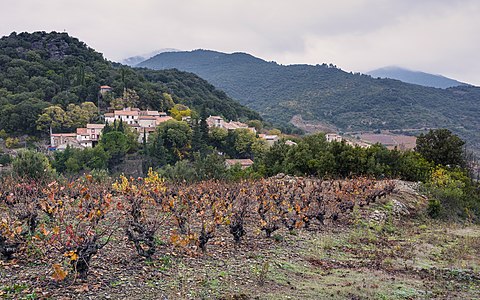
[1,182,479,299]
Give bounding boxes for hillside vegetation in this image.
[139,50,480,153]
[0,32,259,136]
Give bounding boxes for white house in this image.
[225,159,254,169]
[99,85,112,94]
[206,115,256,133]
[259,134,279,146]
[206,116,224,128]
[138,115,157,128]
[326,133,343,143]
[51,133,77,148]
[76,128,92,148]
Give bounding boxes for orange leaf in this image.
[15,226,23,235]
[51,263,68,281]
[170,234,180,245]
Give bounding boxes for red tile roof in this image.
[225,159,254,167]
[86,124,105,129]
[51,133,76,137]
[156,116,173,124]
[113,110,139,116]
[76,128,88,135]
[139,116,157,120]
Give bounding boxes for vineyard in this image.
[1,173,479,299]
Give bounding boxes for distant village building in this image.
[75,123,105,148]
[258,134,279,146]
[345,140,371,149]
[324,132,372,148]
[207,116,224,128]
[138,115,157,128]
[206,116,256,133]
[104,107,173,142]
[50,123,106,149]
[326,133,343,143]
[104,107,140,125]
[285,140,297,146]
[76,128,90,147]
[99,85,112,94]
[49,106,175,150]
[181,116,192,123]
[50,133,77,148]
[225,159,254,169]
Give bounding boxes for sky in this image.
[1,0,480,85]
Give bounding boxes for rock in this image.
[369,210,387,223]
[391,199,410,216]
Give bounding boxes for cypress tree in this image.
[118,119,124,133]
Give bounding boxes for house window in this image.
[91,134,95,139]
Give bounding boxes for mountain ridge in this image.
[139,49,480,153]
[367,66,469,89]
[122,48,179,66]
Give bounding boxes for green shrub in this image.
[427,198,442,218]
[0,153,11,165]
[12,150,55,180]
[423,167,480,221]
[5,137,20,149]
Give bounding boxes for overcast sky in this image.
[1,0,479,85]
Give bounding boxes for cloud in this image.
[0,0,479,84]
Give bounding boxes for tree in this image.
[162,92,175,110]
[151,120,192,164]
[110,89,140,109]
[416,129,466,167]
[191,119,208,156]
[199,106,210,144]
[247,120,263,132]
[36,105,69,132]
[65,102,98,128]
[12,150,55,180]
[169,104,192,121]
[208,127,228,152]
[51,92,79,107]
[262,140,292,176]
[147,134,167,168]
[230,128,257,159]
[99,131,129,169]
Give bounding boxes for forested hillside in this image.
[139,50,480,153]
[0,32,259,136]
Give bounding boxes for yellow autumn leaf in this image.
[52,226,60,235]
[64,250,79,261]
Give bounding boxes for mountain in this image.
[0,33,259,135]
[122,48,179,66]
[367,66,468,89]
[139,49,480,153]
